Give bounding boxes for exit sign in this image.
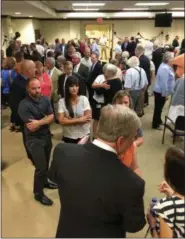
[97,17,103,23]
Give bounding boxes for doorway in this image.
[85,24,113,61]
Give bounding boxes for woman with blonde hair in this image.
[35,61,53,98]
[112,90,144,177]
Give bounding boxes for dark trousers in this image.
[152,92,166,128]
[51,98,58,123]
[144,85,149,105]
[26,135,52,195]
[1,93,10,106]
[21,128,34,164]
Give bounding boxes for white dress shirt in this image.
[124,67,148,90]
[93,139,117,154]
[93,74,105,103]
[81,57,92,70]
[73,63,81,73]
[36,44,45,57]
[99,37,107,46]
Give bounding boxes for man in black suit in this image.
[152,44,163,74]
[9,60,36,162]
[49,104,146,238]
[72,52,89,82]
[127,36,137,57]
[58,61,86,98]
[172,35,180,48]
[135,45,151,109]
[88,52,103,103]
[59,38,67,56]
[121,37,130,52]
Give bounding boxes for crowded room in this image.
[1,0,185,238]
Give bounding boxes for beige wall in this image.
[1,17,184,49]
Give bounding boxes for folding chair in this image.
[162,115,185,144]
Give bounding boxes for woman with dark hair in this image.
[147,147,185,238]
[58,75,91,144]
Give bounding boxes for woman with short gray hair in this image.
[152,52,175,130]
[124,56,148,115]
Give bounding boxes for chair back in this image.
[175,116,185,131]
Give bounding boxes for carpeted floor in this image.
[1,96,184,237]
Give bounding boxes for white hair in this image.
[135,44,145,57]
[122,51,130,58]
[163,51,174,63]
[127,56,140,68]
[103,63,118,78]
[97,104,141,142]
[72,52,82,59]
[46,57,55,67]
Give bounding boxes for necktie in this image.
[91,64,94,72]
[48,70,51,75]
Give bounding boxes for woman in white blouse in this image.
[58,75,91,144]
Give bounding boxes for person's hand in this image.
[159,181,174,196]
[79,113,92,123]
[26,119,40,132]
[147,209,156,229]
[102,83,110,89]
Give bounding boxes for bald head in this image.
[20,60,36,78]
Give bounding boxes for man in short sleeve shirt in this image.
[18,78,56,206]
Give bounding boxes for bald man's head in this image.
[20,60,36,78]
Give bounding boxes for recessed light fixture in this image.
[72,3,105,7]
[171,8,184,10]
[135,2,169,6]
[73,8,99,11]
[29,15,33,17]
[123,8,149,10]
[15,12,21,15]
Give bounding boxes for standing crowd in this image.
[1,33,185,238]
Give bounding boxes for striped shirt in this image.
[153,196,185,238]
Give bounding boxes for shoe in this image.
[153,126,163,130]
[44,182,58,189]
[34,194,53,206]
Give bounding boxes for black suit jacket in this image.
[88,61,103,102]
[58,72,86,98]
[77,63,89,83]
[152,48,163,74]
[89,61,103,86]
[172,39,179,48]
[9,74,28,126]
[95,78,123,104]
[127,41,137,57]
[139,55,151,85]
[121,42,129,52]
[49,143,146,238]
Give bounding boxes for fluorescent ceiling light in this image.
[135,2,169,6]
[172,11,184,17]
[67,12,105,18]
[114,12,152,18]
[72,3,105,7]
[15,12,21,15]
[171,8,184,10]
[73,8,99,11]
[123,8,149,10]
[29,15,33,17]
